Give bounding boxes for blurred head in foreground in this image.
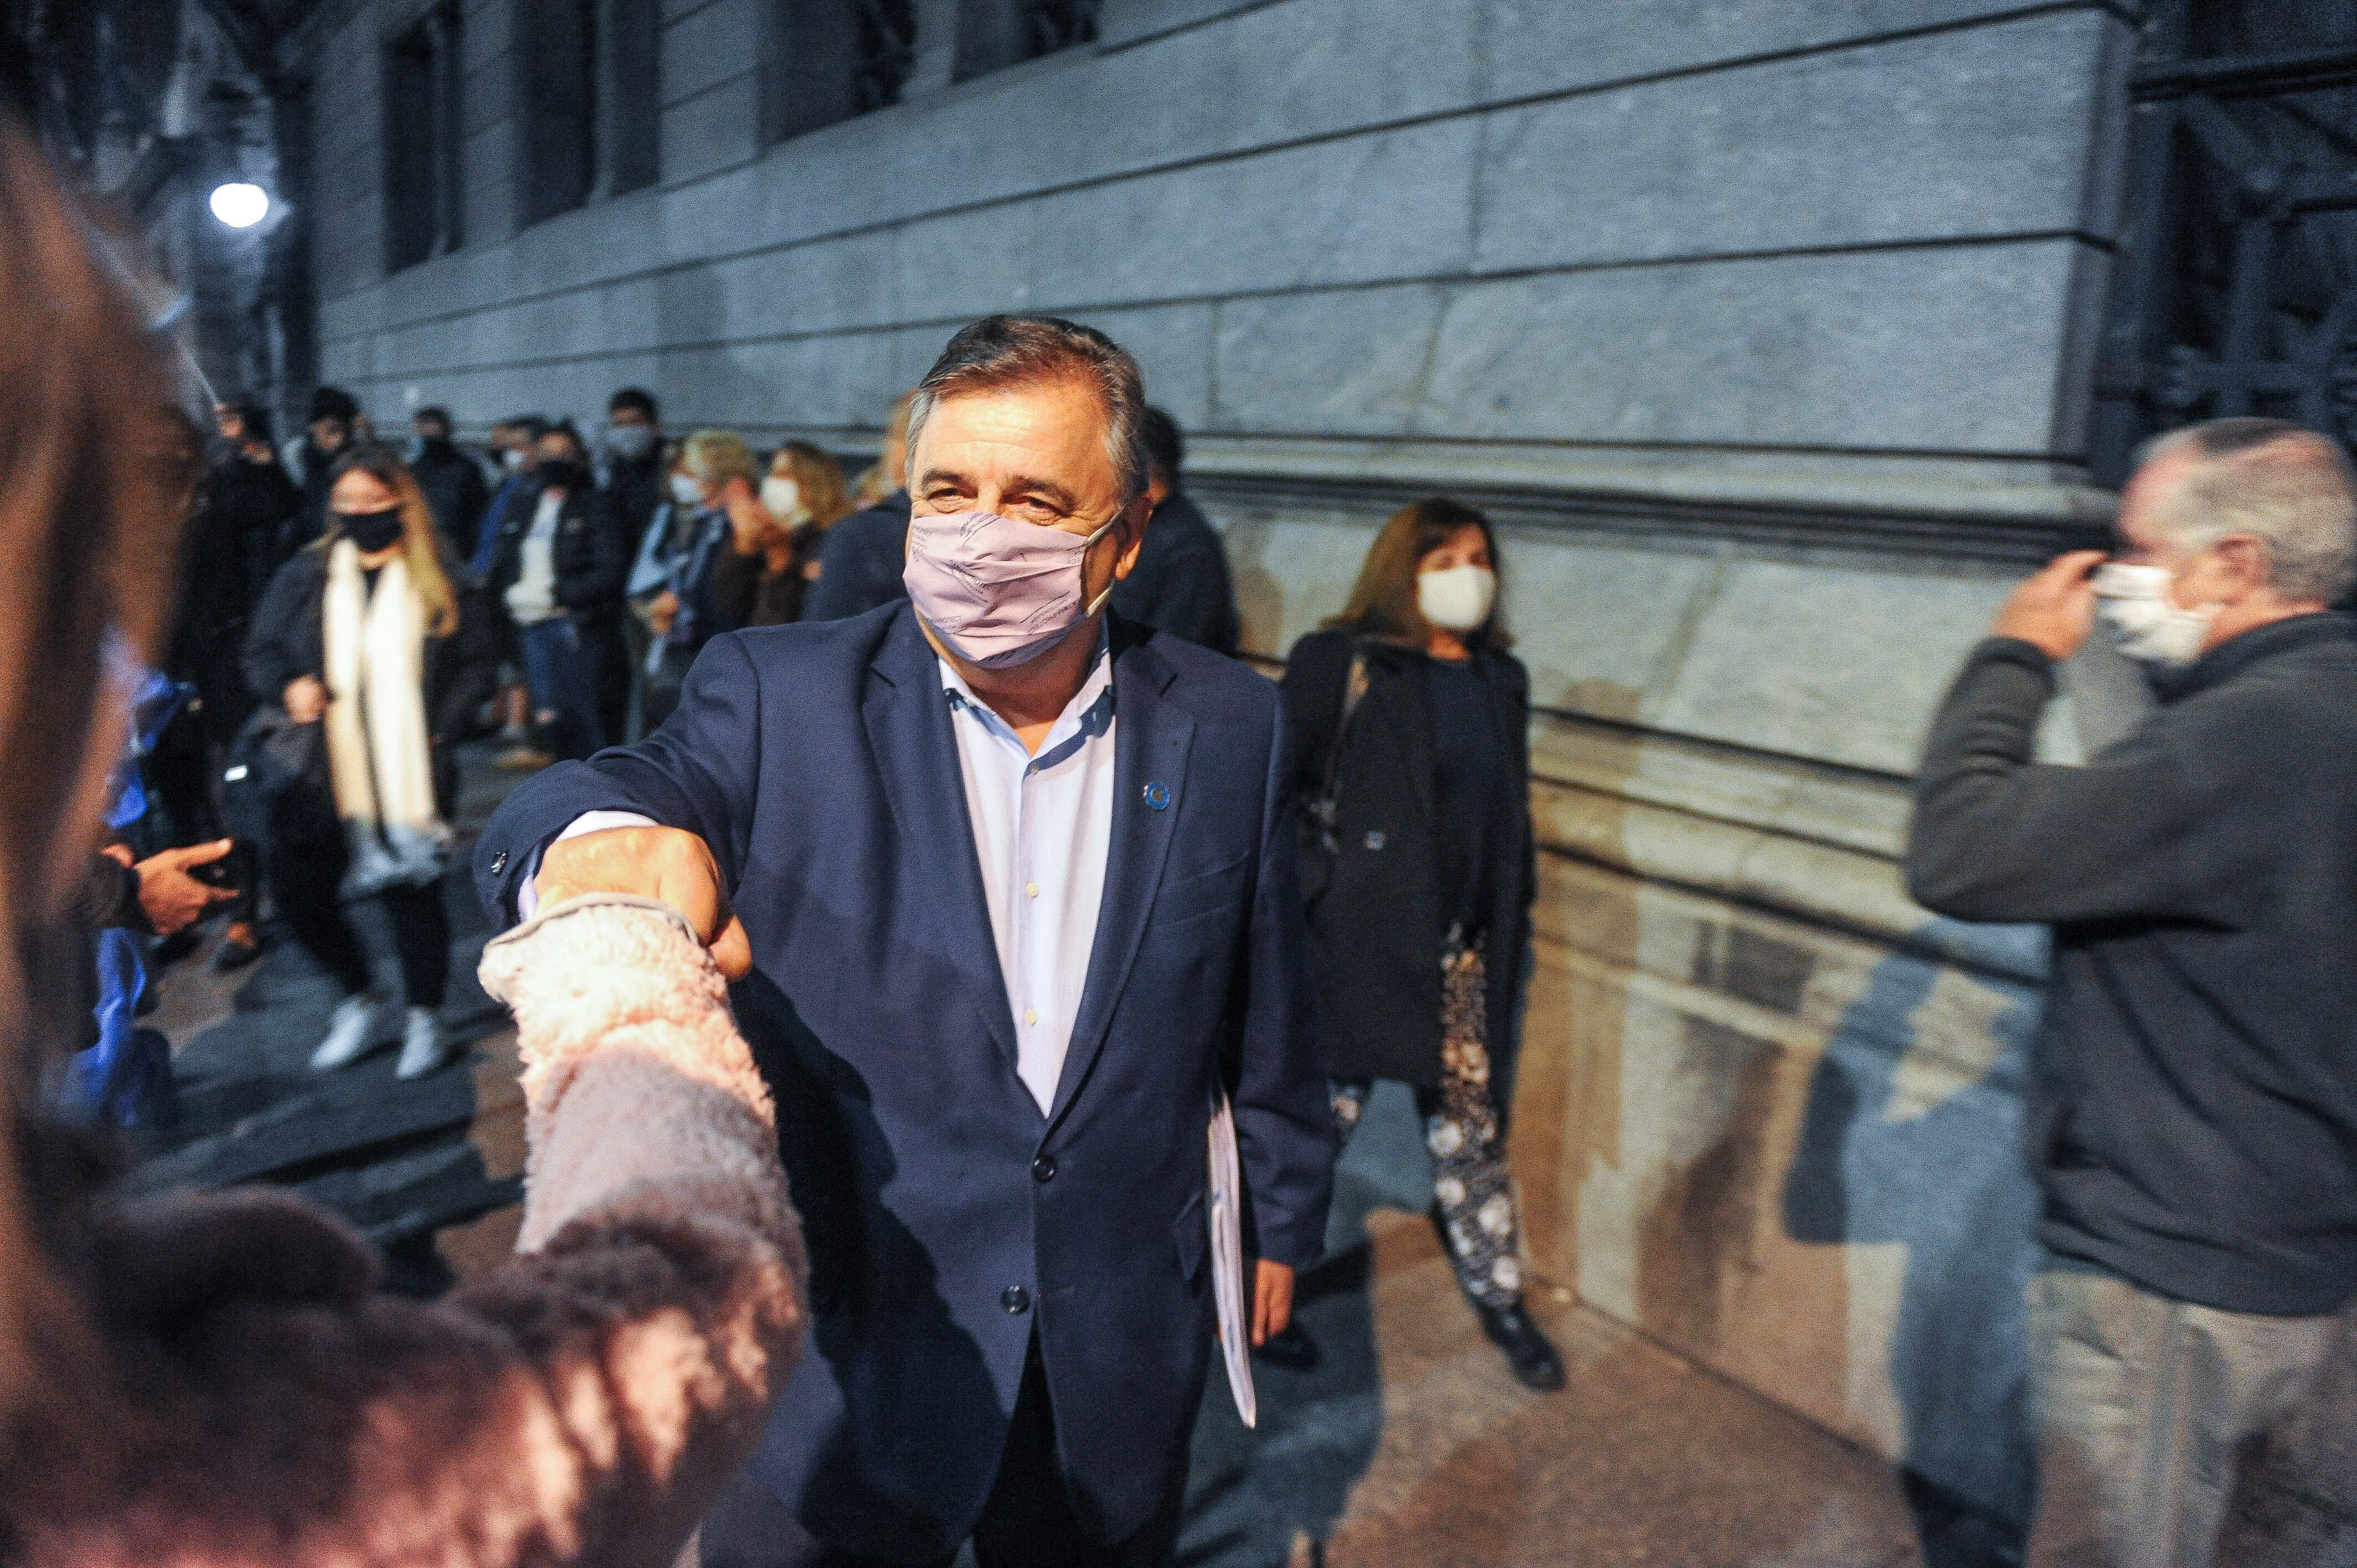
[0,111,190,1508]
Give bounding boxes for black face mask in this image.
[539,458,589,494]
[337,506,405,554]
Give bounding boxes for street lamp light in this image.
[208,182,270,229]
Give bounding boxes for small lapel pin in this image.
[1143,781,1170,811]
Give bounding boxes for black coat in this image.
[243,546,500,816]
[281,435,342,562]
[602,451,663,564]
[410,439,491,562]
[802,491,912,621]
[486,480,630,617]
[193,452,301,624]
[1107,491,1241,654]
[1280,630,1535,1093]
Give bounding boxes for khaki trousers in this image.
[2025,1267,2340,1568]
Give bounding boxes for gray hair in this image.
[2141,417,2357,604]
[904,315,1150,504]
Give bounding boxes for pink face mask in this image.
[902,508,1119,668]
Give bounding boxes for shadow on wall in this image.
[1783,922,2048,1568]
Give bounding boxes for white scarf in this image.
[322,539,450,896]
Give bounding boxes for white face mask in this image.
[501,447,527,473]
[2093,562,2219,668]
[1417,564,1497,633]
[760,476,807,525]
[669,472,706,509]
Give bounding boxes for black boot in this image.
[1476,1301,1566,1391]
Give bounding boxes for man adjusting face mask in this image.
[902,508,1120,669]
[2092,561,2220,668]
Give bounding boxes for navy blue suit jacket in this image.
[474,602,1334,1557]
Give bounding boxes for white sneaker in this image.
[311,995,382,1071]
[394,1007,455,1080]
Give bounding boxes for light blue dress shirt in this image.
[939,636,1117,1113]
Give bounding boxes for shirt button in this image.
[1001,1285,1031,1314]
[1023,1008,1038,1025]
[1025,881,1039,899]
[1032,1154,1057,1183]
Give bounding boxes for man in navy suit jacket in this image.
[475,317,1335,1567]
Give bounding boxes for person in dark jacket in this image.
[1906,417,2357,1568]
[201,398,301,604]
[803,391,914,621]
[1107,406,1240,654]
[406,405,489,562]
[485,421,628,760]
[471,414,550,764]
[599,389,664,738]
[244,445,495,1081]
[277,384,359,559]
[149,403,279,970]
[470,413,548,580]
[599,387,664,549]
[1278,497,1560,1392]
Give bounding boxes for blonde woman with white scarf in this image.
[243,444,493,1079]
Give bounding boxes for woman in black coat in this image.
[1279,497,1561,1391]
[244,445,496,1082]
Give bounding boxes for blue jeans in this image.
[520,615,605,761]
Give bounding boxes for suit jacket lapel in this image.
[861,608,1021,1074]
[1047,631,1195,1127]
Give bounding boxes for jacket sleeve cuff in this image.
[1970,636,2060,679]
[513,810,661,920]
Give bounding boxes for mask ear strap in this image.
[1083,511,1125,616]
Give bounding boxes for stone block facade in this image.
[300,0,2139,1531]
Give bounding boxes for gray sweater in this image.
[1908,614,2357,1315]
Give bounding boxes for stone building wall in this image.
[301,0,2139,1529]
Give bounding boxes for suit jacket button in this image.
[1031,1155,1057,1183]
[490,850,508,874]
[1001,1285,1031,1314]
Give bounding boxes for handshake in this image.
[534,825,753,979]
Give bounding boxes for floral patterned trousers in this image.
[1331,930,1526,1309]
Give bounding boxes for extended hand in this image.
[1251,1259,1295,1347]
[533,825,753,979]
[135,839,238,935]
[284,675,327,724]
[1990,549,2107,661]
[644,589,680,637]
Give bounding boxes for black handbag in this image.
[1298,643,1370,904]
[221,703,337,853]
